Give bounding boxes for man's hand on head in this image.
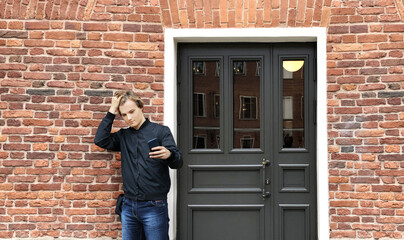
[109,95,123,115]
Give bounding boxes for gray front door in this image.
[178,43,317,240]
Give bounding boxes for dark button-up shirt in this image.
[94,112,183,200]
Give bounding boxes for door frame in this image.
[163,28,328,240]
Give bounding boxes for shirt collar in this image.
[137,118,150,130]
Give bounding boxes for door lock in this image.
[261,158,271,200]
[262,192,271,200]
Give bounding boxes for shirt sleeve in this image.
[160,126,183,169]
[94,112,121,151]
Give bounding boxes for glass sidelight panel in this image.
[193,60,221,149]
[233,60,261,149]
[282,60,305,148]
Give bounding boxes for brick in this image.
[82,58,110,65]
[381,75,404,82]
[46,49,75,56]
[45,31,75,40]
[1,79,31,87]
[328,25,350,34]
[103,33,133,41]
[380,121,404,128]
[61,144,89,152]
[141,24,163,33]
[129,43,159,51]
[384,24,404,32]
[9,224,36,230]
[358,34,388,43]
[334,123,361,129]
[2,127,32,134]
[26,152,55,160]
[333,44,362,52]
[60,128,90,135]
[60,112,92,119]
[349,25,368,33]
[84,90,113,97]
[351,177,380,183]
[0,63,26,70]
[65,192,96,200]
[25,22,49,30]
[0,30,28,38]
[105,82,132,89]
[356,146,384,153]
[47,81,75,88]
[378,91,404,98]
[82,73,110,81]
[26,89,55,95]
[88,184,119,191]
[358,52,387,59]
[378,155,404,161]
[65,209,95,216]
[350,192,379,200]
[83,23,108,31]
[45,65,73,72]
[3,111,33,118]
[380,42,404,50]
[334,107,362,114]
[373,185,402,192]
[83,41,113,50]
[84,153,114,160]
[123,24,141,32]
[67,224,94,230]
[31,184,61,191]
[24,56,52,64]
[104,67,131,74]
[104,51,133,58]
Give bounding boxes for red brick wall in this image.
[0,0,404,239]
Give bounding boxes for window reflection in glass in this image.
[193,61,220,149]
[282,60,305,148]
[233,60,261,149]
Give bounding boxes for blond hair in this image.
[115,90,144,115]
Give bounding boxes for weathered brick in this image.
[26,152,55,160]
[123,24,141,32]
[60,112,92,119]
[0,30,28,38]
[84,90,113,97]
[83,23,108,31]
[103,33,133,41]
[26,89,55,95]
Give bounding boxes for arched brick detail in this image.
[395,0,404,20]
[0,0,157,21]
[159,0,333,28]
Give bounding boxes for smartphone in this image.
[147,138,159,152]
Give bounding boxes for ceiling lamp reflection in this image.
[283,60,304,72]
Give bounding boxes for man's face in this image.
[119,99,145,130]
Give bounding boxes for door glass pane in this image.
[193,60,220,149]
[282,60,305,148]
[233,60,261,149]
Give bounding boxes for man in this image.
[94,90,183,240]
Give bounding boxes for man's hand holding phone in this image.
[148,138,171,160]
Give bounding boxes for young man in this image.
[94,90,183,240]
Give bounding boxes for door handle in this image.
[261,158,271,200]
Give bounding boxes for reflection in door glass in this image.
[192,61,220,149]
[282,60,305,148]
[233,60,261,149]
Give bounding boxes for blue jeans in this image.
[121,197,169,240]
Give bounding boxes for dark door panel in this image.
[178,43,317,240]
